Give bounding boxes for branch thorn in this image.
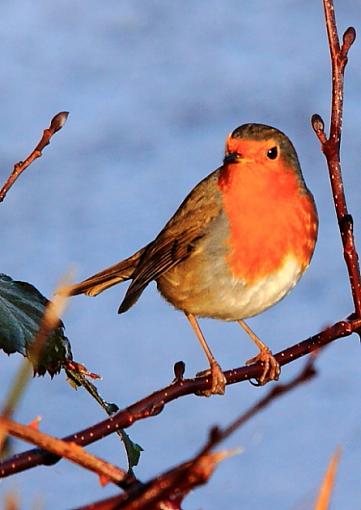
[173,361,185,382]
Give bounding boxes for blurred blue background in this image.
[1,1,361,508]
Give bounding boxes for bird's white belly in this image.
[208,255,304,320]
[158,252,304,321]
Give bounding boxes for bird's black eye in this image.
[267,146,278,160]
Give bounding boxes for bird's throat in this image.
[218,161,318,282]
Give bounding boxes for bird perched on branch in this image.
[69,123,318,395]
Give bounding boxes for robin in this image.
[69,123,318,395]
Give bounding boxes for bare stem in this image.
[312,1,360,316]
[0,112,68,202]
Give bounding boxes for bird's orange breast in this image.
[218,159,318,283]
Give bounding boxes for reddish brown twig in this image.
[0,415,128,486]
[1,316,359,478]
[0,111,68,202]
[75,356,316,510]
[311,1,360,316]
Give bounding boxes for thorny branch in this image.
[1,317,360,478]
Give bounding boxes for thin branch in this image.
[0,415,129,486]
[1,317,359,478]
[312,1,360,315]
[0,111,68,202]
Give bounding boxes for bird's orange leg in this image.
[238,319,280,384]
[185,312,226,396]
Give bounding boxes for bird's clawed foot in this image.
[196,361,227,396]
[246,347,280,385]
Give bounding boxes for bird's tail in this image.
[68,248,146,297]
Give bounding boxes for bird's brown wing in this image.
[118,168,223,313]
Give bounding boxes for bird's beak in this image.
[223,152,241,164]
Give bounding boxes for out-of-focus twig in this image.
[312,1,360,317]
[27,276,71,372]
[0,111,68,202]
[4,492,19,510]
[0,415,129,486]
[314,448,341,510]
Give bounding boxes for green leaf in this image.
[120,429,143,472]
[0,274,72,375]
